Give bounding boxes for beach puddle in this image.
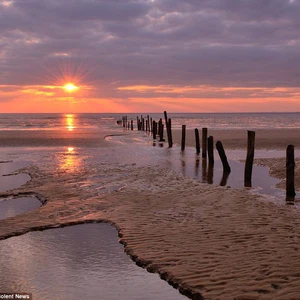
[0,223,186,300]
[0,160,31,192]
[0,197,41,220]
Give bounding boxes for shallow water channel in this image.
[105,134,285,198]
[0,223,186,300]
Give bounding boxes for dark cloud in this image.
[1,0,300,93]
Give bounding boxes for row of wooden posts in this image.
[121,112,296,201]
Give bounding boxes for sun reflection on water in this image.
[65,114,75,131]
[60,147,80,173]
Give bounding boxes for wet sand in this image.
[255,157,300,191]
[172,128,300,150]
[0,130,125,147]
[0,129,300,299]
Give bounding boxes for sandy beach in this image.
[0,128,300,299]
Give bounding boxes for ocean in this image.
[0,112,300,131]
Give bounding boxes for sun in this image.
[63,83,79,92]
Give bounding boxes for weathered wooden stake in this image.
[194,128,200,154]
[164,111,171,145]
[142,118,145,131]
[147,115,150,132]
[216,141,231,173]
[207,164,214,184]
[146,120,148,132]
[181,125,186,151]
[208,136,214,165]
[153,121,157,139]
[150,118,153,133]
[131,120,133,130]
[160,124,165,142]
[244,130,255,187]
[286,144,296,199]
[220,171,230,186]
[202,128,208,159]
[167,118,173,148]
[136,116,139,130]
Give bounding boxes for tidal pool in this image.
[0,223,187,300]
[0,160,31,192]
[0,197,41,220]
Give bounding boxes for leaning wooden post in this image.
[181,125,186,151]
[164,111,171,145]
[216,141,231,173]
[208,136,214,165]
[168,118,173,148]
[244,130,255,187]
[195,128,200,154]
[202,128,208,159]
[286,145,296,199]
[164,111,168,129]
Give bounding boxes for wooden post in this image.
[216,141,231,173]
[207,164,214,184]
[181,125,186,151]
[146,120,148,132]
[164,111,171,145]
[164,111,168,129]
[123,116,125,128]
[131,120,133,130]
[157,119,161,136]
[220,172,230,186]
[208,136,214,165]
[147,115,150,132]
[150,118,153,133]
[195,128,200,154]
[125,116,127,129]
[286,145,296,199]
[202,128,208,159]
[168,118,173,148]
[160,124,165,142]
[202,158,207,182]
[244,130,255,187]
[153,121,157,139]
[142,118,145,131]
[136,116,139,130]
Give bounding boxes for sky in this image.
[1,0,300,113]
